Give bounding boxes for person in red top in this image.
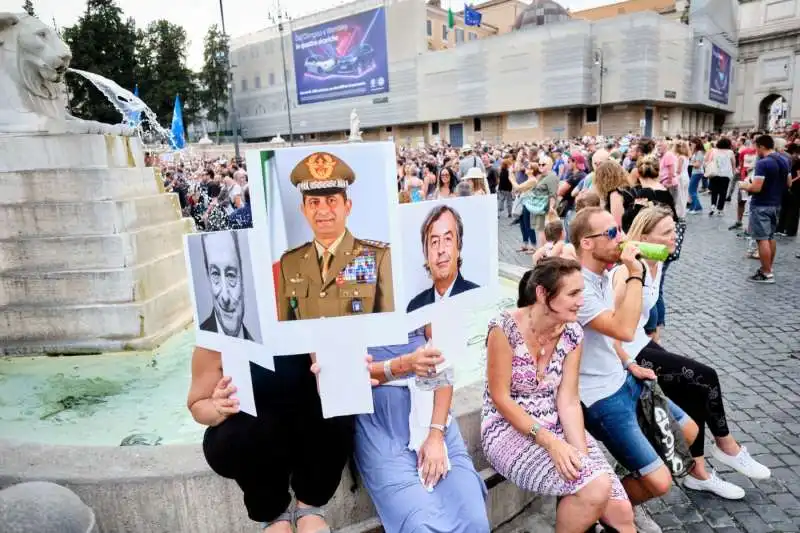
[730,138,758,231]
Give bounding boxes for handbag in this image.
[511,195,524,217]
[521,191,549,215]
[704,151,720,177]
[667,219,687,262]
[636,380,695,478]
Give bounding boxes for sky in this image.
[1,0,613,70]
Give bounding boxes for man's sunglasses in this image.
[585,226,621,240]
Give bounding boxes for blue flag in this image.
[170,94,186,150]
[464,4,482,26]
[126,84,142,127]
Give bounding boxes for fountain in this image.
[0,12,550,533]
[0,12,194,355]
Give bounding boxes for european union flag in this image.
[170,94,186,150]
[464,4,482,27]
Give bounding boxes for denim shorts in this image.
[750,205,780,241]
[584,373,689,478]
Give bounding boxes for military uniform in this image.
[277,151,394,321]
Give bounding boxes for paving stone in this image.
[752,504,790,524]
[733,512,775,533]
[651,511,683,530]
[703,507,737,528]
[769,493,800,510]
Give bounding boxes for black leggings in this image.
[636,341,730,459]
[709,176,730,212]
[203,394,354,523]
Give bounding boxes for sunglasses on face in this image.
[585,226,621,240]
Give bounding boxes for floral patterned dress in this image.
[481,311,627,500]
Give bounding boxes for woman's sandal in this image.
[294,506,332,533]
[260,509,293,531]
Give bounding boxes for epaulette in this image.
[357,238,389,249]
[283,241,313,256]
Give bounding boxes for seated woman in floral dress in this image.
[482,257,634,533]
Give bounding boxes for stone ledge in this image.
[0,134,145,172]
[0,218,194,273]
[0,194,183,239]
[0,167,163,205]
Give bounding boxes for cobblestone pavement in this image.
[497,206,800,533]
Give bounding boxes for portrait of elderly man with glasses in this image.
[407,204,480,313]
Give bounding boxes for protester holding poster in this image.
[188,346,353,533]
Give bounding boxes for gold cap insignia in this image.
[306,153,337,180]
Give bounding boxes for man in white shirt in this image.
[570,207,698,533]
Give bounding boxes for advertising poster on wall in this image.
[709,44,731,105]
[291,7,390,105]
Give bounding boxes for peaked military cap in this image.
[291,152,356,194]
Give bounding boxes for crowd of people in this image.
[179,130,796,533]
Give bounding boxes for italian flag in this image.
[260,151,288,298]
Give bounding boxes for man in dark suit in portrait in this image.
[407,204,479,313]
[198,231,254,341]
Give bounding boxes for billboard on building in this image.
[292,7,390,106]
[708,44,731,105]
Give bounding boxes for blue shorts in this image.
[749,205,780,241]
[584,373,689,478]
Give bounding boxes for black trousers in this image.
[709,176,730,212]
[203,359,354,523]
[636,341,730,459]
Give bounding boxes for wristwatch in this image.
[529,421,541,439]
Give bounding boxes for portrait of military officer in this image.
[407,204,479,313]
[277,151,394,322]
[198,231,258,341]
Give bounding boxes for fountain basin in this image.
[0,265,552,532]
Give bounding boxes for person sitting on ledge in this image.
[312,332,490,532]
[483,257,635,533]
[188,346,353,533]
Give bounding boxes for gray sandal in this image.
[294,506,332,533]
[260,509,293,531]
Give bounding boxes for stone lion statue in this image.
[0,12,131,135]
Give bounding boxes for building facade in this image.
[229,0,737,144]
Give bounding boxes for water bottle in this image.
[620,241,670,262]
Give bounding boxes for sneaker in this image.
[689,209,702,215]
[747,269,775,284]
[746,251,760,260]
[709,209,715,217]
[728,222,743,230]
[712,445,772,479]
[683,471,745,500]
[634,506,663,533]
[775,231,788,238]
[716,210,725,217]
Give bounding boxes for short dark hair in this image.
[637,138,655,155]
[200,230,242,279]
[421,205,464,274]
[544,220,564,241]
[755,134,774,151]
[517,257,582,308]
[716,137,732,150]
[569,206,605,249]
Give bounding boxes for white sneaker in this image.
[634,506,663,533]
[683,470,745,500]
[711,444,772,480]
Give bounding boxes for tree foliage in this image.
[197,24,230,130]
[136,20,198,130]
[22,0,35,16]
[63,0,137,124]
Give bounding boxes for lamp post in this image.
[270,0,295,146]
[594,49,607,137]
[218,0,241,161]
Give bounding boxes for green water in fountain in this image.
[0,281,518,446]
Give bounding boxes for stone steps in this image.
[0,167,164,204]
[0,279,191,349]
[0,249,187,306]
[0,217,193,273]
[0,194,183,239]
[0,134,145,172]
